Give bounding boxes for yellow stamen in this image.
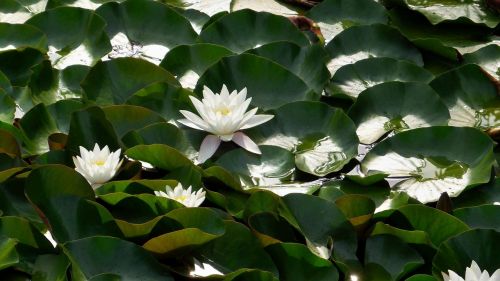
[94,160,106,166]
[215,107,231,116]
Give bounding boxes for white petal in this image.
[177,118,205,131]
[448,270,465,281]
[240,114,274,130]
[232,132,261,154]
[489,269,500,281]
[198,135,221,163]
[179,110,210,131]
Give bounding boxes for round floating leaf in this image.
[216,145,296,187]
[26,7,111,69]
[364,235,424,281]
[25,165,122,243]
[348,82,450,144]
[433,229,500,277]
[143,207,226,256]
[246,42,330,94]
[46,99,86,134]
[231,0,301,17]
[63,236,173,280]
[180,0,231,16]
[160,43,234,89]
[18,103,59,155]
[125,144,195,171]
[307,0,388,42]
[370,222,433,247]
[223,269,279,281]
[0,48,44,86]
[66,106,121,156]
[102,105,165,138]
[405,275,438,281]
[196,53,317,110]
[454,205,500,231]
[335,194,375,231]
[199,9,309,53]
[32,254,70,281]
[96,0,197,64]
[463,44,500,80]
[319,179,391,210]
[0,70,12,94]
[279,193,358,267]
[0,89,15,123]
[266,242,339,281]
[430,64,500,129]
[325,24,423,75]
[390,0,500,28]
[0,23,47,52]
[389,204,470,247]
[81,57,179,105]
[252,101,358,176]
[452,179,500,208]
[0,237,18,271]
[125,82,192,122]
[361,127,495,203]
[327,57,434,99]
[122,122,197,160]
[195,221,279,276]
[0,0,32,24]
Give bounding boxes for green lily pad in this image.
[81,57,179,105]
[143,207,226,256]
[63,236,174,280]
[327,57,434,99]
[430,64,500,129]
[432,229,500,277]
[0,0,32,24]
[388,204,470,247]
[25,165,122,243]
[307,0,388,42]
[122,122,197,160]
[0,48,44,86]
[32,254,70,281]
[251,101,358,176]
[216,145,296,187]
[125,144,195,171]
[231,0,301,17]
[0,70,12,94]
[246,42,330,94]
[96,0,197,65]
[454,205,500,231]
[199,9,309,53]
[26,7,111,69]
[348,82,450,144]
[370,222,433,247]
[46,99,85,134]
[325,24,423,74]
[279,193,358,267]
[18,103,58,155]
[0,237,19,271]
[0,23,47,52]
[452,179,500,208]
[196,53,317,110]
[266,242,340,281]
[388,0,500,28]
[361,127,495,203]
[102,105,165,138]
[364,235,424,281]
[0,89,16,123]
[462,44,500,80]
[195,220,279,276]
[160,43,234,89]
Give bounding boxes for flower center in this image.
[93,160,106,166]
[174,195,188,202]
[215,107,231,116]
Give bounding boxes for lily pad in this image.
[102,105,166,138]
[462,44,500,80]
[251,101,358,176]
[246,42,330,94]
[0,23,47,53]
[18,103,59,155]
[196,53,317,110]
[216,145,296,187]
[454,205,500,231]
[348,82,449,144]
[96,0,197,64]
[430,64,500,129]
[160,43,234,89]
[327,57,434,99]
[26,7,111,69]
[81,57,179,105]
[361,126,495,203]
[63,236,174,280]
[0,89,16,123]
[199,9,309,53]
[325,24,423,75]
[0,0,32,24]
[388,0,500,28]
[307,0,388,43]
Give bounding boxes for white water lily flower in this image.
[155,183,205,207]
[72,144,123,189]
[178,85,274,163]
[442,261,500,281]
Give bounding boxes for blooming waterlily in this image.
[72,144,123,189]
[442,261,500,281]
[155,183,205,207]
[178,85,274,163]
